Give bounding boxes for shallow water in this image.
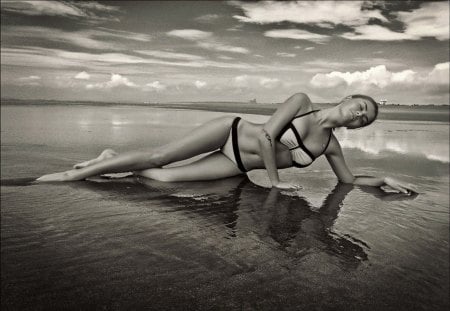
[1,105,449,310]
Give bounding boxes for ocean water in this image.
[1,104,449,310]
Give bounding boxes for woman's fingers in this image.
[275,182,302,190]
[387,179,417,194]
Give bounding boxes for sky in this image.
[1,0,449,105]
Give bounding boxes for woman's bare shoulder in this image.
[291,93,313,116]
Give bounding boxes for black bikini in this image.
[221,111,332,172]
[221,117,248,172]
[277,110,332,168]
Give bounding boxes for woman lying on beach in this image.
[37,93,415,193]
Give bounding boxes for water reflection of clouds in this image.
[74,108,448,163]
[336,121,449,163]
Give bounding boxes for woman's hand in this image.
[273,181,302,190]
[384,177,417,194]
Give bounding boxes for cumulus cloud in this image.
[144,81,167,92]
[343,2,449,41]
[310,65,417,88]
[398,2,449,41]
[233,75,281,89]
[86,73,137,89]
[231,1,386,26]
[75,71,91,80]
[265,29,329,43]
[232,1,448,42]
[194,80,207,89]
[167,29,249,54]
[259,78,281,89]
[426,62,449,85]
[276,52,296,58]
[310,63,448,90]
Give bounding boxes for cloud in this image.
[233,75,282,89]
[398,2,449,41]
[19,75,41,81]
[342,24,413,41]
[310,65,416,88]
[343,2,449,41]
[194,80,207,89]
[426,62,449,85]
[0,47,253,71]
[231,1,386,26]
[86,73,137,89]
[167,29,249,54]
[75,71,91,80]
[135,50,203,61]
[232,1,448,42]
[1,0,120,23]
[217,55,233,60]
[276,52,296,58]
[310,63,448,90]
[259,78,281,89]
[265,29,329,43]
[304,47,315,51]
[197,42,249,54]
[167,29,212,40]
[3,26,151,50]
[195,14,220,23]
[17,75,41,86]
[144,81,167,92]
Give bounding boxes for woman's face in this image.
[339,97,377,129]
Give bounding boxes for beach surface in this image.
[1,103,449,310]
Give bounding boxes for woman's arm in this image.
[325,135,416,193]
[258,92,311,189]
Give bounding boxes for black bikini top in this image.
[276,110,332,168]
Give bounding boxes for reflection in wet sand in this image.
[337,120,449,163]
[68,176,377,269]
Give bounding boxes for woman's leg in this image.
[37,116,236,181]
[136,151,244,182]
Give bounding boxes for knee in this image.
[138,168,175,182]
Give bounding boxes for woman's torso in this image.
[237,109,332,171]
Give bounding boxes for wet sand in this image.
[1,104,449,310]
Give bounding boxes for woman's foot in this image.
[73,149,117,169]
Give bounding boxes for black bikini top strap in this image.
[320,129,333,155]
[292,109,320,120]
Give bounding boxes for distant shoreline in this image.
[1,98,449,122]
